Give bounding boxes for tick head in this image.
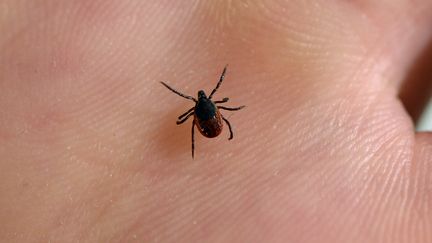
[198,90,207,100]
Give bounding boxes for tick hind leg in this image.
[221,116,234,140]
[192,120,196,158]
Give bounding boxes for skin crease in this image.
[1,0,432,242]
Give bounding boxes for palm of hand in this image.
[1,1,432,242]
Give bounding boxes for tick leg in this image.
[160,82,197,102]
[222,116,234,140]
[192,120,195,158]
[214,97,229,104]
[177,111,194,125]
[209,65,227,99]
[178,107,194,120]
[217,105,246,111]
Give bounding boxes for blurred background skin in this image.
[1,1,432,242]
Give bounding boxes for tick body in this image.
[194,91,223,138]
[161,66,245,158]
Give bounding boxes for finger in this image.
[399,42,432,123]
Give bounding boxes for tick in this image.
[161,66,245,158]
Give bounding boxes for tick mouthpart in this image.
[198,90,207,99]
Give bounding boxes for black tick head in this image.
[198,90,207,100]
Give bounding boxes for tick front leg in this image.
[160,82,197,102]
[217,105,246,111]
[221,116,234,140]
[209,65,228,99]
[192,120,195,158]
[177,111,194,125]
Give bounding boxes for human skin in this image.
[1,0,432,242]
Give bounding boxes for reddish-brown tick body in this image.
[194,91,223,138]
[161,66,245,158]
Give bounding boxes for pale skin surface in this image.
[1,0,432,242]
